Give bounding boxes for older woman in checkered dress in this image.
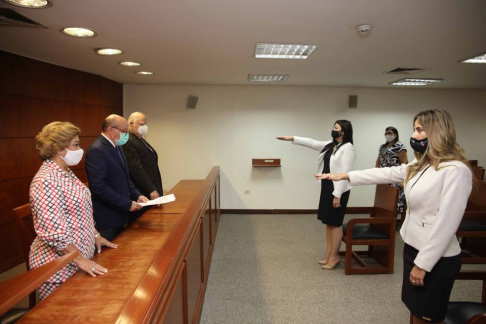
[29,122,117,300]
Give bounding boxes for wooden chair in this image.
[12,203,37,309]
[0,250,79,318]
[459,181,486,264]
[445,270,486,324]
[339,184,399,275]
[472,166,485,182]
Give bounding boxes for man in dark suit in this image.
[85,114,148,241]
[123,112,163,199]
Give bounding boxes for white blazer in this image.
[292,136,356,198]
[348,160,472,272]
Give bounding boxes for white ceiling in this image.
[1,0,486,89]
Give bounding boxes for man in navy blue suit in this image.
[85,114,148,241]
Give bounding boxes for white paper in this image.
[139,194,176,207]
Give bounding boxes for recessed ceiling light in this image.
[254,43,318,60]
[248,74,289,82]
[61,27,96,38]
[96,48,123,56]
[136,71,154,75]
[3,0,51,8]
[390,78,443,86]
[461,52,486,64]
[119,61,141,67]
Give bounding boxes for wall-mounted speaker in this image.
[187,95,198,109]
[349,95,358,109]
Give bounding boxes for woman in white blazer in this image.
[316,110,473,324]
[277,120,356,270]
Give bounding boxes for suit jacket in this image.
[348,160,472,272]
[292,136,356,198]
[85,135,141,230]
[122,132,163,197]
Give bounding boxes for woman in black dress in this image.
[277,120,356,270]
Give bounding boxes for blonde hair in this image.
[35,122,81,160]
[405,110,471,184]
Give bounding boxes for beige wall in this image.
[123,85,486,209]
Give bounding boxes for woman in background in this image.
[317,110,473,323]
[375,126,408,213]
[277,120,356,270]
[30,121,117,300]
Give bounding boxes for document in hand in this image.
[139,194,176,207]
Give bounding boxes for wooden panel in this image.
[186,223,202,324]
[162,264,186,324]
[0,136,97,182]
[252,158,281,167]
[211,187,217,241]
[202,203,211,278]
[0,95,112,138]
[0,221,26,273]
[0,51,122,109]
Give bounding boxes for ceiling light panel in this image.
[62,27,96,38]
[3,0,51,8]
[136,71,154,75]
[254,43,317,59]
[96,48,123,55]
[119,61,141,67]
[461,52,486,64]
[248,74,289,82]
[390,78,443,86]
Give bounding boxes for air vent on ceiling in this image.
[0,8,46,28]
[385,67,424,75]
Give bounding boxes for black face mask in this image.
[331,130,341,139]
[410,137,428,153]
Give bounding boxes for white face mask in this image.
[385,135,396,143]
[138,124,148,136]
[60,148,84,166]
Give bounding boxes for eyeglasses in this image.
[112,126,129,134]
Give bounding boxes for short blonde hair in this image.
[35,122,81,160]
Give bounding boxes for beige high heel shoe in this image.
[321,260,340,270]
[317,259,328,265]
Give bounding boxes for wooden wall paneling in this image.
[161,262,186,324]
[0,51,122,109]
[186,221,203,324]
[0,222,26,273]
[0,95,110,138]
[0,136,97,182]
[0,177,32,225]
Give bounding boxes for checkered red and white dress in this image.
[29,160,96,300]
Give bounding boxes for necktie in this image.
[116,146,125,166]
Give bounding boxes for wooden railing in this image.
[17,167,221,323]
[0,250,79,316]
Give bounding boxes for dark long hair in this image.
[321,120,354,154]
[383,126,399,146]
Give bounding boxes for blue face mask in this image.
[116,132,129,146]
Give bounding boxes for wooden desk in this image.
[18,167,221,324]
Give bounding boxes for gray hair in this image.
[102,114,120,131]
[128,112,146,124]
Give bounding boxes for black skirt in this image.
[317,180,350,226]
[402,243,461,323]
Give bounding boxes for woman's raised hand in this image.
[315,173,349,181]
[276,136,294,141]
